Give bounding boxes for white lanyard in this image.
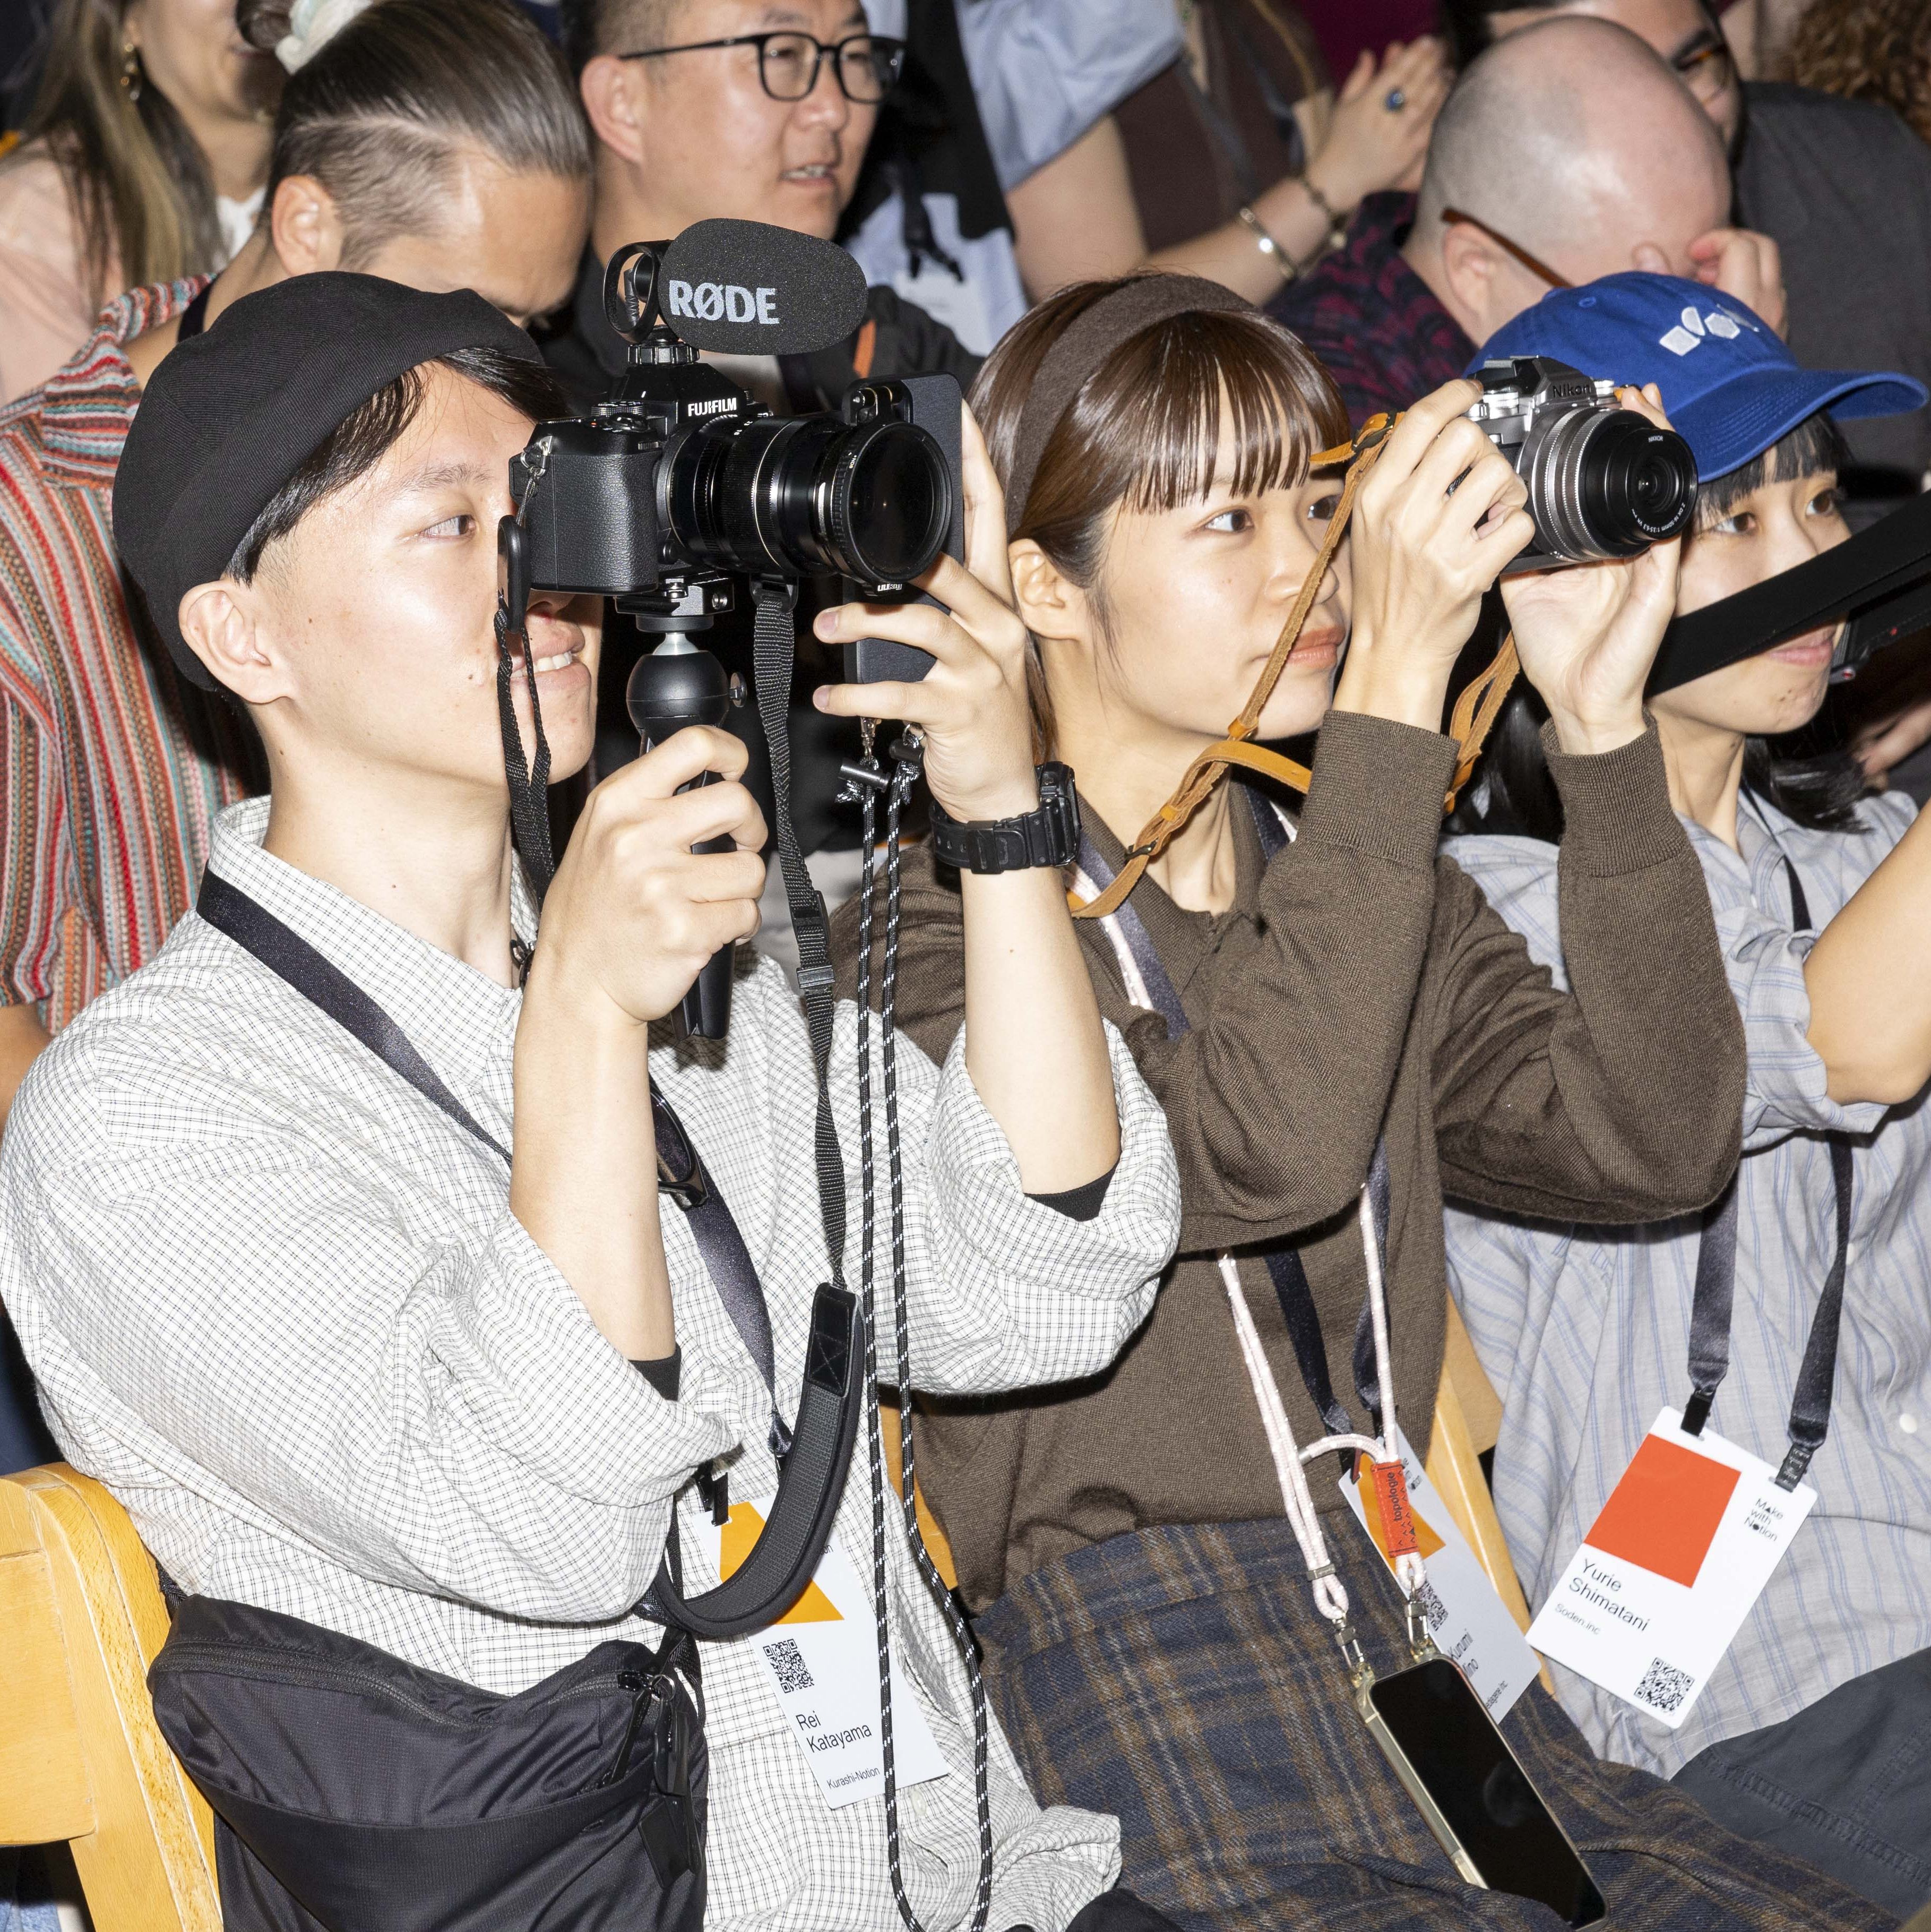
[1074,851,1427,1630]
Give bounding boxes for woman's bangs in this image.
[1119,316,1347,516]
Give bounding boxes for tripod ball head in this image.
[626,636,732,746]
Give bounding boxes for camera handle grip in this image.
[626,640,740,1041]
[677,774,737,1040]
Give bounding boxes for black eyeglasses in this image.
[620,31,906,102]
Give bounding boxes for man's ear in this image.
[178,580,286,706]
[1436,221,1503,333]
[270,175,349,275]
[580,55,649,165]
[1009,540,1090,643]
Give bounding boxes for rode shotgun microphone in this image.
[650,217,870,356]
[628,640,744,1041]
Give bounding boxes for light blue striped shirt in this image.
[1444,789,1931,1779]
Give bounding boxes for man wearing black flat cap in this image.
[0,270,1184,1932]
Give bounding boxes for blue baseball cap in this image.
[1471,273,1925,482]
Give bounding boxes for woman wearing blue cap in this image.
[1446,270,1931,1916]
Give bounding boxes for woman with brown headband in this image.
[824,276,1886,1928]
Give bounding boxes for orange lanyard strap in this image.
[1069,412,1521,920]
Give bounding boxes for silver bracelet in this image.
[1237,204,1296,282]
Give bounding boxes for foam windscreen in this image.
[657,219,870,357]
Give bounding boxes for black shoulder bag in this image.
[145,873,866,1932]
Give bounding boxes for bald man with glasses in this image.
[1272,16,1779,431]
[1449,0,1931,522]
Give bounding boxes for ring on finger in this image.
[1384,87,1407,111]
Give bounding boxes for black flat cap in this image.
[115,273,544,690]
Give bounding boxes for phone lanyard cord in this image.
[1075,827,1422,1630]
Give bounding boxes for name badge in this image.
[718,1496,949,1808]
[1527,1409,1815,1728]
[1339,1423,1540,1720]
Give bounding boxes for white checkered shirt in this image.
[1444,791,1931,1779]
[1,798,1182,1931]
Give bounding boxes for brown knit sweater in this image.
[829,710,1745,1616]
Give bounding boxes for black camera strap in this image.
[1681,844,1854,1491]
[1074,789,1391,1444]
[195,868,861,1636]
[492,602,555,907]
[1650,488,1931,697]
[751,581,852,1282]
[750,588,999,1932]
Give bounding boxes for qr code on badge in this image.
[1634,1658,1695,1714]
[763,1638,815,1695]
[1413,1578,1449,1634]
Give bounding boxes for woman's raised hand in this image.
[1332,377,1533,733]
[1312,38,1451,207]
[812,406,1039,822]
[1502,385,1683,757]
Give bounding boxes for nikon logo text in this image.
[665,280,781,325]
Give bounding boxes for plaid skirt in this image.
[975,1519,1896,1931]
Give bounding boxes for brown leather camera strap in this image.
[1069,412,1520,921]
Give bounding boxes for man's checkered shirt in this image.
[1,798,1183,1932]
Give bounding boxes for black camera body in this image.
[1467,356,1697,570]
[496,226,965,1041]
[508,236,960,648]
[512,355,958,634]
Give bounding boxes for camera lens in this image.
[1522,407,1697,563]
[833,423,947,584]
[1583,416,1697,552]
[667,413,951,588]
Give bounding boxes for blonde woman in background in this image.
[0,0,282,401]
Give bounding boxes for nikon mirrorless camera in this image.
[1467,356,1698,570]
[506,237,960,680]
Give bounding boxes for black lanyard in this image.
[194,872,791,1449]
[1683,840,1853,1490]
[1077,787,1394,1439]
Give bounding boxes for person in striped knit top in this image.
[0,0,590,1472]
[0,0,590,1129]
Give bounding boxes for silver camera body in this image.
[1467,356,1697,570]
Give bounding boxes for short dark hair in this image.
[1449,410,1868,841]
[238,0,590,269]
[559,0,676,77]
[227,347,566,581]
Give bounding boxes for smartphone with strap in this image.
[1361,1658,1605,1926]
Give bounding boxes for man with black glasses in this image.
[548,0,979,415]
[1449,0,1931,520]
[544,0,989,941]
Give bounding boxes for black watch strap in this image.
[928,762,1081,875]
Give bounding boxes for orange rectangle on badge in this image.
[1582,1433,1740,1589]
[1368,1461,1419,1558]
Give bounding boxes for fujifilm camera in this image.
[1467,356,1697,570]
[505,233,960,676]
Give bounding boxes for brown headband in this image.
[1003,274,1253,537]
